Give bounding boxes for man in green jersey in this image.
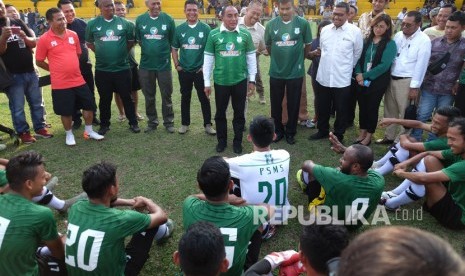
[183,156,272,275]
[298,143,384,229]
[265,0,312,145]
[135,0,176,133]
[393,118,465,230]
[0,151,65,275]
[65,162,174,275]
[172,0,216,135]
[86,0,140,135]
[203,5,257,154]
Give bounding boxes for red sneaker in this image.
[20,132,37,144]
[35,128,53,139]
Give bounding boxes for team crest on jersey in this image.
[142,25,147,30]
[51,41,57,47]
[294,28,300,34]
[68,37,75,44]
[162,24,166,30]
[188,37,195,45]
[237,36,242,43]
[199,32,204,38]
[117,24,122,30]
[281,33,290,41]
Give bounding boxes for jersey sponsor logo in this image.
[144,27,164,40]
[294,27,300,34]
[181,33,186,37]
[182,36,201,49]
[237,36,242,43]
[51,40,58,47]
[96,26,102,31]
[276,33,296,47]
[220,42,240,57]
[273,29,278,35]
[68,37,75,44]
[162,24,167,30]
[100,29,120,41]
[199,32,204,38]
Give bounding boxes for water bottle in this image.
[18,38,26,48]
[363,80,371,87]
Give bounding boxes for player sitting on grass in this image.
[226,115,290,240]
[297,133,384,229]
[245,224,349,276]
[173,221,229,276]
[183,156,273,275]
[0,151,66,275]
[65,162,174,275]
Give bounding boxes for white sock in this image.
[375,142,399,165]
[303,171,309,185]
[32,187,65,210]
[85,125,93,133]
[391,179,412,195]
[154,223,168,240]
[375,144,411,175]
[48,196,66,210]
[65,130,73,136]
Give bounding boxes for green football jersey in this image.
[0,170,6,187]
[135,12,175,71]
[172,21,211,72]
[265,16,312,79]
[0,193,59,276]
[441,150,465,224]
[313,165,384,228]
[204,26,256,86]
[182,196,261,276]
[424,136,449,151]
[85,15,134,72]
[65,200,150,276]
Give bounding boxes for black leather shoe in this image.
[98,126,110,135]
[233,144,242,154]
[375,138,394,145]
[309,132,328,140]
[216,143,226,153]
[129,125,141,133]
[274,132,284,143]
[286,135,296,145]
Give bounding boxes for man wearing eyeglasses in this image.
[376,11,431,145]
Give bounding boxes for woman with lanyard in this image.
[354,13,397,146]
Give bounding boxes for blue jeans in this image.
[5,72,45,133]
[411,90,454,141]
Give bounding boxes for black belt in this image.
[391,76,410,80]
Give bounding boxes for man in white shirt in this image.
[238,1,266,105]
[376,11,431,145]
[358,0,388,39]
[395,7,407,32]
[423,4,456,40]
[310,2,362,142]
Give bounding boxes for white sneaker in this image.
[178,125,189,134]
[66,134,76,146]
[371,161,383,169]
[380,191,398,201]
[205,124,216,135]
[87,131,104,141]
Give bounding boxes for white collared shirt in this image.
[238,17,266,53]
[316,21,363,88]
[219,23,240,33]
[391,28,431,88]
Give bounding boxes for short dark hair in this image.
[184,0,198,9]
[249,116,275,148]
[82,162,117,199]
[278,0,293,6]
[300,224,349,274]
[351,144,374,172]
[114,0,124,6]
[406,11,422,23]
[435,106,461,123]
[56,0,73,8]
[335,2,349,13]
[197,156,231,201]
[448,11,465,26]
[349,4,358,14]
[6,151,45,191]
[178,221,225,276]
[46,7,62,21]
[5,4,13,9]
[441,4,457,13]
[449,117,465,138]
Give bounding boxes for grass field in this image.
[1,46,464,274]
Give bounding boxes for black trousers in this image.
[315,81,350,138]
[455,83,465,117]
[73,64,97,123]
[270,77,303,137]
[125,227,158,276]
[357,74,390,133]
[95,69,138,127]
[178,70,212,127]
[214,79,247,146]
[347,78,357,126]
